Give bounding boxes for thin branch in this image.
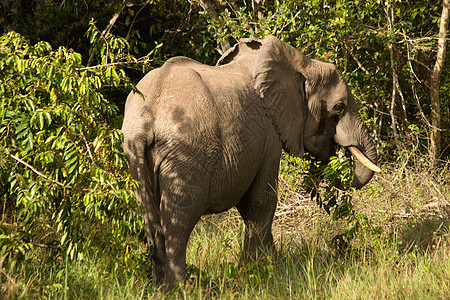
[9,154,67,188]
[227,0,240,12]
[385,1,411,145]
[386,2,400,152]
[377,209,444,219]
[32,243,60,249]
[197,0,231,54]
[87,0,130,66]
[126,0,151,39]
[404,31,437,130]
[76,57,153,71]
[252,0,265,21]
[388,14,409,134]
[80,129,98,168]
[413,59,432,73]
[343,42,370,76]
[277,10,302,36]
[396,72,409,132]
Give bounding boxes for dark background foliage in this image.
[0,0,449,297]
[2,0,447,157]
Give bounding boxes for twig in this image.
[412,59,432,72]
[377,209,444,219]
[87,0,130,66]
[197,0,231,53]
[126,0,151,39]
[343,42,370,76]
[32,243,61,249]
[1,187,6,223]
[0,268,15,288]
[76,57,154,71]
[275,208,302,218]
[404,32,436,130]
[227,0,240,13]
[80,129,98,168]
[277,10,302,35]
[9,154,67,188]
[386,1,401,152]
[429,180,449,205]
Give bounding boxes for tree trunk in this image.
[197,0,231,54]
[385,1,401,153]
[430,0,449,164]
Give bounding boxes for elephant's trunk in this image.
[350,124,378,189]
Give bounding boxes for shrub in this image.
[0,23,156,274]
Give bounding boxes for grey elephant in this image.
[122,35,379,289]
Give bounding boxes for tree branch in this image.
[87,0,130,66]
[76,56,155,71]
[343,42,370,76]
[404,30,437,131]
[126,0,151,39]
[385,2,400,152]
[9,154,67,188]
[80,129,98,168]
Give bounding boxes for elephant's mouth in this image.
[348,146,381,173]
[305,142,381,174]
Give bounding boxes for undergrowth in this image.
[1,153,449,299]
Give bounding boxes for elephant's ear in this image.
[253,35,313,156]
[216,37,262,66]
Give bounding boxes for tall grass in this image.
[1,156,449,299]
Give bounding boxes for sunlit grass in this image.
[1,157,449,299]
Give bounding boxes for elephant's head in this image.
[218,35,379,189]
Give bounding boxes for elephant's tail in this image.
[124,130,164,258]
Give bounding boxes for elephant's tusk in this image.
[348,146,382,173]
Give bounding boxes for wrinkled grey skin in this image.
[122,36,377,289]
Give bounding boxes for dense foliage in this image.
[0,0,449,297]
[3,0,446,158]
[0,23,155,271]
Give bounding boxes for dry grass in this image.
[2,154,449,299]
[274,154,450,251]
[181,154,450,299]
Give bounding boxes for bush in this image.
[0,23,155,277]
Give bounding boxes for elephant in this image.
[121,35,379,289]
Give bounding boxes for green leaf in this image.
[60,231,68,245]
[43,112,52,126]
[38,112,44,130]
[67,161,78,175]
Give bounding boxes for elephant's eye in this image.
[333,103,345,113]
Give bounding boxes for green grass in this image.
[1,159,449,299]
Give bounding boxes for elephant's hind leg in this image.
[123,136,167,285]
[158,180,205,289]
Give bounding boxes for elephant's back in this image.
[150,61,222,142]
[123,58,271,214]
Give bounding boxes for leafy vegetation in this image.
[2,156,449,298]
[1,0,449,298]
[0,24,152,281]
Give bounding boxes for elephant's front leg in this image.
[238,197,277,262]
[236,156,280,262]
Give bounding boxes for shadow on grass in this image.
[399,206,450,253]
